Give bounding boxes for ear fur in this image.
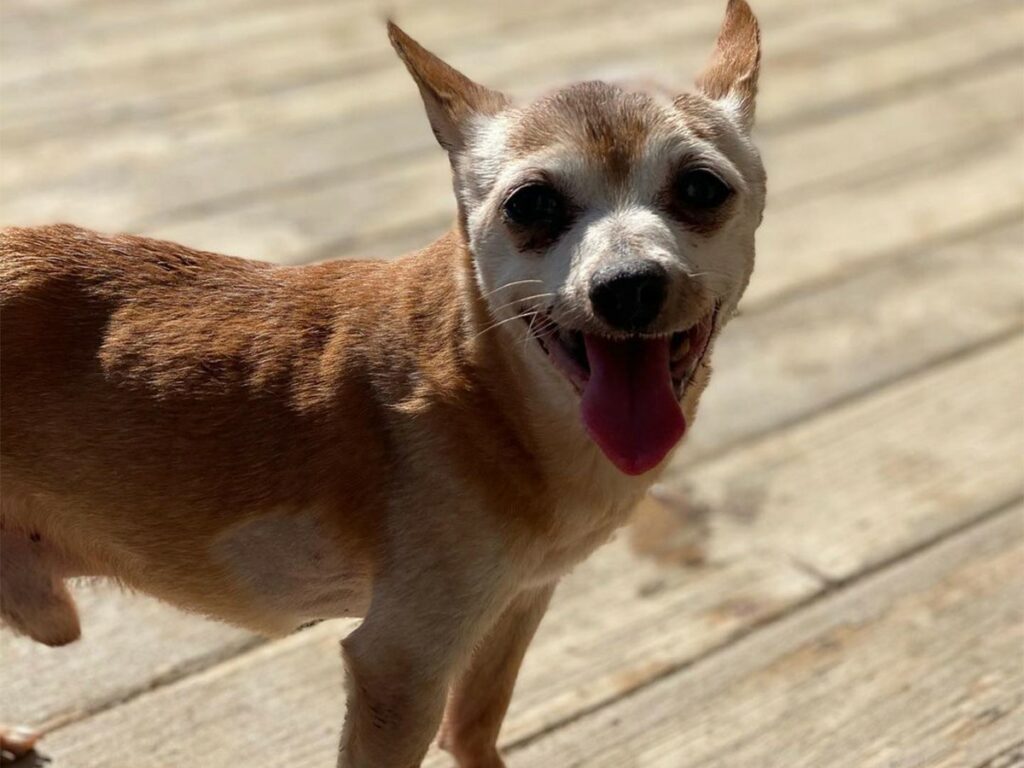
[695,0,761,132]
[387,21,508,152]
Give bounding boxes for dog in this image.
[0,2,764,765]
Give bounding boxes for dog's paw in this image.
[0,725,41,764]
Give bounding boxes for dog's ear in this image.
[695,0,761,132]
[388,21,509,152]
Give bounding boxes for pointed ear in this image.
[695,0,761,132]
[388,21,509,152]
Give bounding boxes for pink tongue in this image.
[580,334,686,475]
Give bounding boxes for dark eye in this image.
[673,169,732,209]
[503,183,568,230]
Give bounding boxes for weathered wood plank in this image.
[3,0,1014,221]
[0,0,731,136]
[0,585,257,729]
[0,0,646,93]
[978,744,1024,768]
[0,0,379,85]
[2,0,1015,239]
[5,0,989,137]
[3,214,1018,739]
[23,330,1023,767]
[685,220,1024,459]
[507,505,1024,768]
[666,336,1024,581]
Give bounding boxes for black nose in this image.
[589,261,668,332]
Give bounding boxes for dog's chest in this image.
[212,510,372,630]
[523,492,641,584]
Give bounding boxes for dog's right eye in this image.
[503,183,568,232]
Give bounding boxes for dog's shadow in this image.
[9,751,51,768]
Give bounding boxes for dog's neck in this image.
[418,229,657,525]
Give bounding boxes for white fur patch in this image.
[213,510,371,628]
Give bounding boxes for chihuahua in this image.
[0,2,763,765]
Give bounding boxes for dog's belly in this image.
[211,510,373,633]
[1,488,372,640]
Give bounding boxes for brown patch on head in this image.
[507,81,670,187]
[672,92,730,143]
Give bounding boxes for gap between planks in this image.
[502,495,1024,760]
[133,29,1023,233]
[505,503,1024,768]
[4,0,1016,225]
[4,0,984,139]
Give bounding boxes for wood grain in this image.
[508,505,1024,768]
[3,0,1017,240]
[3,0,981,137]
[686,220,1024,459]
[0,585,257,729]
[668,336,1024,581]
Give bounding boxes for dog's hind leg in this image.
[0,523,81,647]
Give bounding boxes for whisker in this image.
[531,315,557,334]
[522,313,540,352]
[686,269,735,282]
[472,311,537,341]
[479,279,544,299]
[556,305,591,327]
[488,292,555,315]
[526,316,557,342]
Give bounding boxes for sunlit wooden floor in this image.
[2,0,1022,765]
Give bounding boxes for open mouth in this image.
[525,307,717,476]
[531,312,715,400]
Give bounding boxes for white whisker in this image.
[686,268,735,283]
[488,292,555,315]
[472,311,537,341]
[479,279,544,299]
[522,313,540,352]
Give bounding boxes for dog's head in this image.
[390,0,764,476]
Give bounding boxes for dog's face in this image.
[390,0,764,475]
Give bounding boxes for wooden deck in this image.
[2,0,1022,765]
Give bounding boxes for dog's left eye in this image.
[673,169,732,209]
[503,183,568,230]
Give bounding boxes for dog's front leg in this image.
[337,577,507,768]
[439,583,556,768]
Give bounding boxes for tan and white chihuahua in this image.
[0,2,763,766]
